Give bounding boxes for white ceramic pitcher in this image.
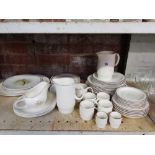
[53,77,84,114]
[96,51,120,81]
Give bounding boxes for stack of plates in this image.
[112,87,149,118]
[86,72,126,95]
[0,74,49,96]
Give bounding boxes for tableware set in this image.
[86,72,126,95]
[0,50,150,126]
[112,87,150,118]
[86,51,126,95]
[79,91,122,129]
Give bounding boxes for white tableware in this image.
[51,74,80,84]
[96,112,108,128]
[116,87,146,102]
[53,77,83,114]
[0,75,49,97]
[93,72,125,84]
[97,92,110,101]
[2,74,42,90]
[13,92,56,118]
[96,51,120,81]
[109,112,122,129]
[14,81,50,109]
[80,100,95,121]
[112,93,149,118]
[76,83,93,99]
[86,73,126,95]
[83,92,96,101]
[97,100,113,113]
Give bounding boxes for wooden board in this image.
[0,96,155,133]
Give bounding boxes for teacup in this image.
[96,112,108,128]
[97,92,110,101]
[80,100,95,121]
[83,92,96,102]
[109,112,122,129]
[97,100,113,114]
[76,83,93,99]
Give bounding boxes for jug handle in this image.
[75,85,84,100]
[115,53,120,66]
[50,76,54,84]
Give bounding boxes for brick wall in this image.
[0,34,130,80]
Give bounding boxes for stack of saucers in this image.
[0,74,49,96]
[86,72,126,95]
[112,87,149,118]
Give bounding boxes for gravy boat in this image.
[14,81,50,109]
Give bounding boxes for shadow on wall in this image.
[0,34,131,80]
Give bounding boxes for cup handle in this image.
[75,85,84,100]
[115,53,120,66]
[85,87,94,93]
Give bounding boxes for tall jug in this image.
[96,51,120,81]
[52,77,84,114]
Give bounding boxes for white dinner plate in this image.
[113,94,146,108]
[112,95,149,111]
[0,75,49,97]
[3,75,42,90]
[13,92,56,118]
[116,87,146,102]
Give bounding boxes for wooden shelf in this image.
[1,22,155,33]
[0,95,155,134]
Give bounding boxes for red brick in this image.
[34,64,67,77]
[68,34,121,44]
[1,42,34,54]
[35,43,69,54]
[36,54,70,65]
[12,65,36,74]
[0,64,14,78]
[67,66,96,80]
[5,54,36,65]
[0,34,34,43]
[0,64,38,78]
[69,54,97,66]
[52,19,66,22]
[0,55,4,64]
[93,44,121,53]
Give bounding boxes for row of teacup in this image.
[79,92,122,129]
[96,111,122,129]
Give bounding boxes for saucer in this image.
[13,92,56,118]
[93,72,125,84]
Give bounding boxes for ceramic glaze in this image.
[96,51,120,81]
[53,77,83,114]
[14,81,50,109]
